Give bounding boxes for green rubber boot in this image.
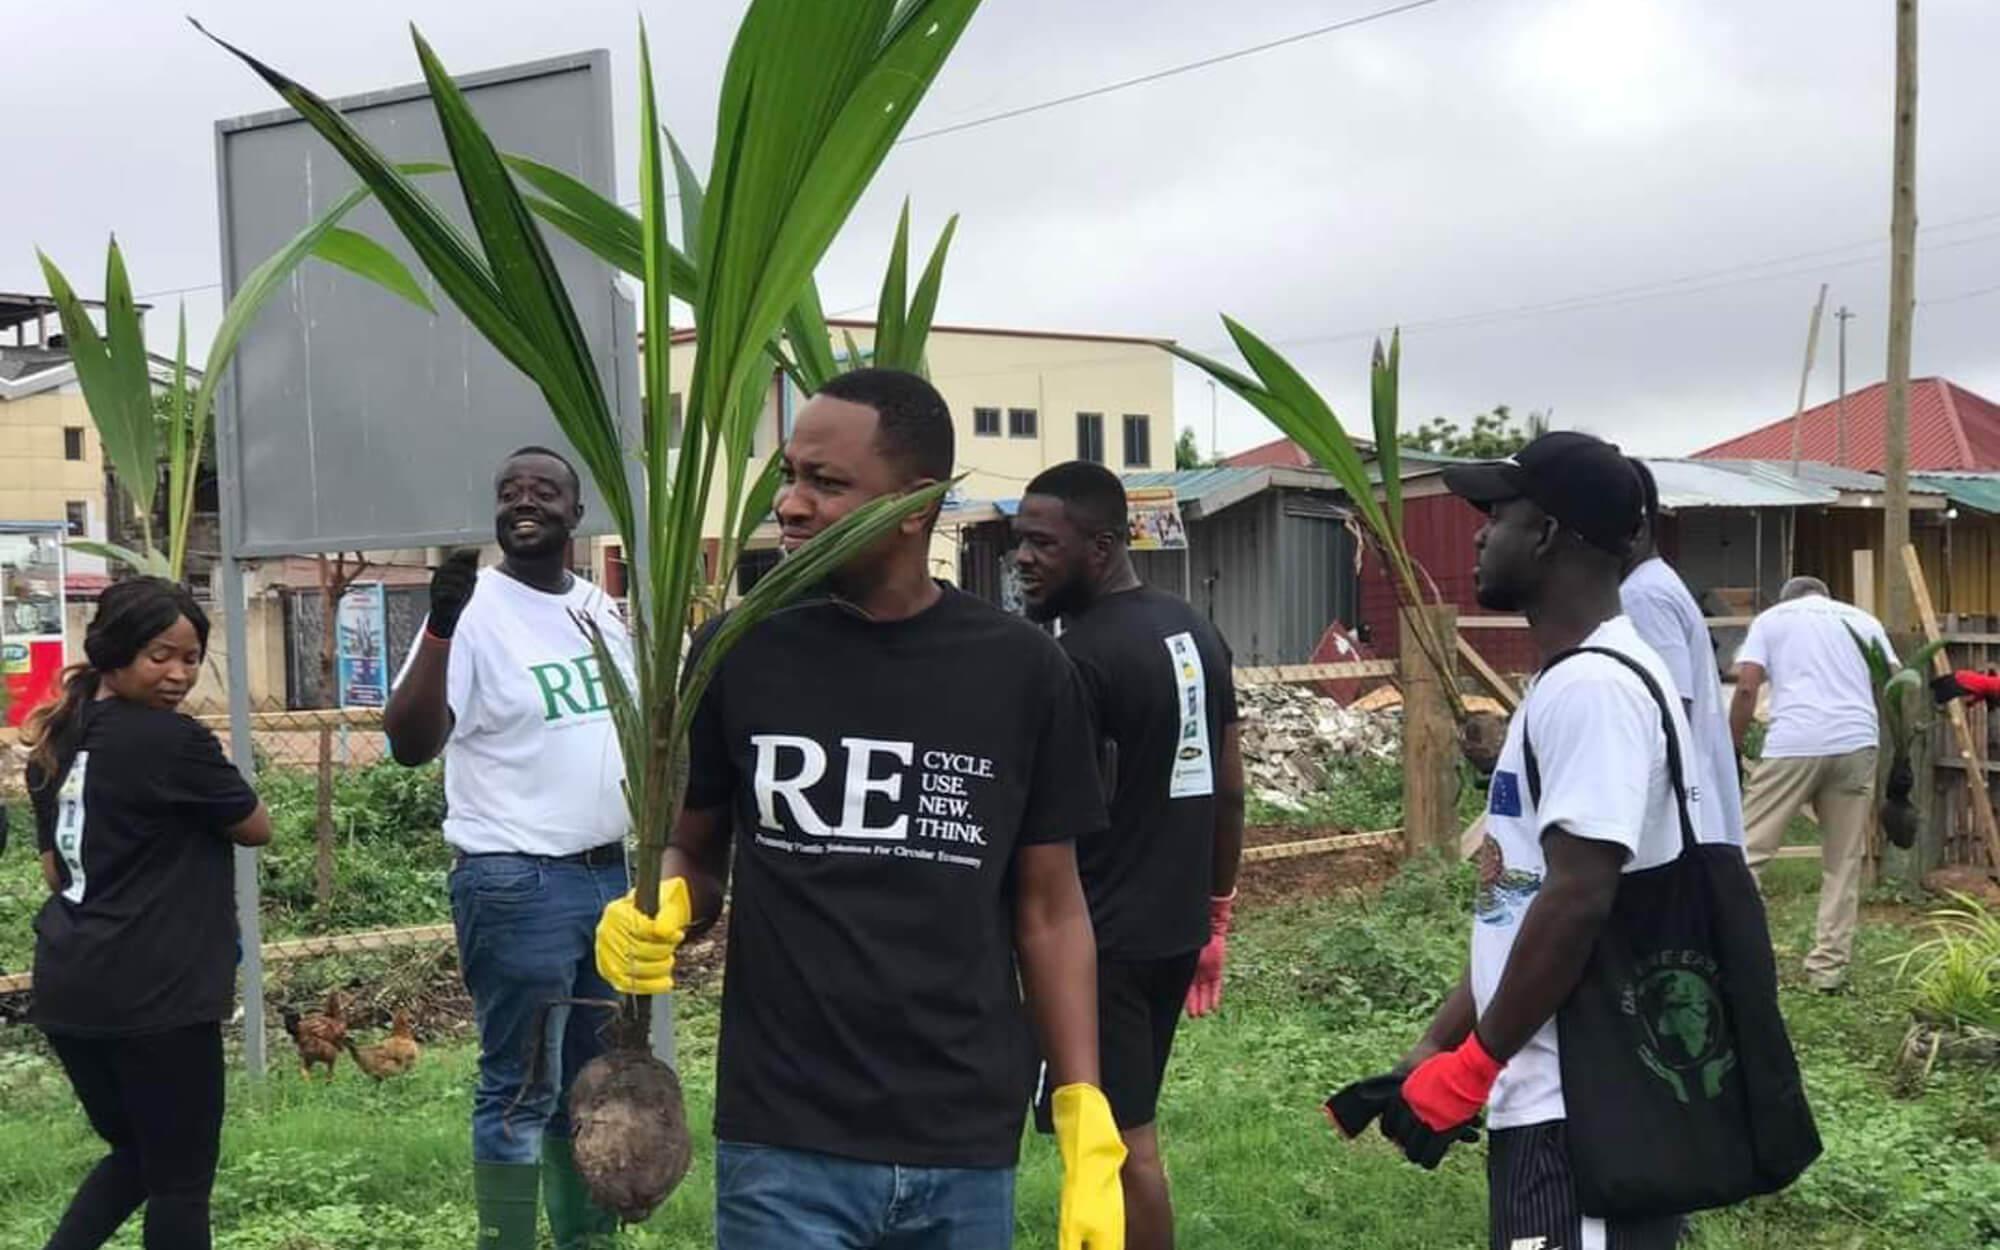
[543,1136,621,1249]
[473,1161,541,1250]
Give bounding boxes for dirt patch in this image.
[1239,823,1401,907]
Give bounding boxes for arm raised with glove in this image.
[384,548,480,766]
[1934,669,2000,706]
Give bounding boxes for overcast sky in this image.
[7,0,1999,459]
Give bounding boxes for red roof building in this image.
[1224,435,1318,469]
[1692,377,2000,471]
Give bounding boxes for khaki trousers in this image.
[1742,747,1878,986]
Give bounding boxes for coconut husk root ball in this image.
[568,1048,693,1224]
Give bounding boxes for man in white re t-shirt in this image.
[385,446,634,1250]
[1385,432,1699,1250]
[1730,578,1894,992]
[1620,459,1746,848]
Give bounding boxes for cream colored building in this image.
[0,355,114,571]
[627,319,1176,590]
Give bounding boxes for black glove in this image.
[426,548,481,639]
[1379,1095,1479,1171]
[1324,1073,1406,1138]
[1932,671,1970,706]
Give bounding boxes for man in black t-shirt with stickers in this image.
[1014,461,1246,1250]
[596,370,1128,1250]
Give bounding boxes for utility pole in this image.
[1884,0,1919,633]
[1835,306,1854,467]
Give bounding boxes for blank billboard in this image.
[214,50,637,557]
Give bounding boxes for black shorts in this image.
[1035,951,1200,1133]
[1488,1121,1684,1250]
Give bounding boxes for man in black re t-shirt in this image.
[595,369,1128,1250]
[1013,461,1246,1250]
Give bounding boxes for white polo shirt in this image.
[1735,595,1894,759]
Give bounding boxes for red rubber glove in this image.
[1184,892,1236,1018]
[1400,1032,1505,1132]
[1935,669,2000,705]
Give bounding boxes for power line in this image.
[898,0,1448,145]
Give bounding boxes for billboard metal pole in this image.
[219,549,267,1077]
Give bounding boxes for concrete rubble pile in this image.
[1237,682,1400,813]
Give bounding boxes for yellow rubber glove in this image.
[594,878,690,995]
[1051,1083,1127,1250]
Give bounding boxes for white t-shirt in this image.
[1735,595,1894,759]
[1621,557,1746,847]
[395,567,632,856]
[1472,616,1705,1130]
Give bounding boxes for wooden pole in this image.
[1788,283,1830,475]
[1901,544,2000,871]
[1884,0,1919,634]
[1835,305,1855,467]
[1401,604,1459,859]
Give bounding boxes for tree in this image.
[1175,427,1208,470]
[1398,404,1548,459]
[312,552,371,907]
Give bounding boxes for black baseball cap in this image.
[1441,431,1642,556]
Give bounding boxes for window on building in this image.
[1123,414,1152,468]
[63,426,85,461]
[1076,412,1104,463]
[65,501,87,537]
[1008,407,1038,439]
[973,407,1001,437]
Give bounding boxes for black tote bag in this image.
[1524,645,1822,1220]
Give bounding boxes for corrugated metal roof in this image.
[1119,466,1266,501]
[1641,459,1838,509]
[993,466,1341,519]
[1719,459,1887,493]
[1916,473,2000,514]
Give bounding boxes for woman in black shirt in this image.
[23,577,270,1250]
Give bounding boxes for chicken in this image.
[280,990,350,1081]
[345,1009,423,1081]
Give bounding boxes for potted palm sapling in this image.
[200,0,982,1220]
[1849,628,1948,849]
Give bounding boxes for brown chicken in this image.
[280,990,350,1081]
[344,1009,423,1081]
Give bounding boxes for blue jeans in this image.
[715,1141,1015,1250]
[449,852,627,1165]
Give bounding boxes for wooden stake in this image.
[1456,633,1521,711]
[1788,283,1829,475]
[1853,548,1877,616]
[1401,604,1459,858]
[1901,544,2000,868]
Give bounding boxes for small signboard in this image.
[1126,486,1188,551]
[335,582,389,709]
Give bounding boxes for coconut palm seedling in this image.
[1849,627,1948,848]
[36,192,437,581]
[1167,323,1465,720]
[201,0,981,1220]
[504,131,961,613]
[1884,891,2000,1082]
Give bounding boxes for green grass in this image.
[3,854,1995,1248]
[1246,756,1487,832]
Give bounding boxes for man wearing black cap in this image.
[1387,432,1701,1249]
